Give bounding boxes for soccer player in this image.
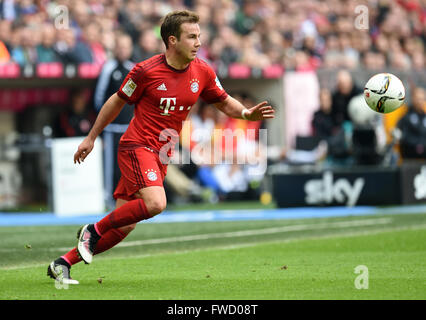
[47,10,275,284]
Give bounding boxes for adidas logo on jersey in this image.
[157,83,167,91]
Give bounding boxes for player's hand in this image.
[246,101,275,121]
[74,137,94,164]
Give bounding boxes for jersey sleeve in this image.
[116,63,146,104]
[200,65,228,104]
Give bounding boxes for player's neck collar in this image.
[162,54,191,73]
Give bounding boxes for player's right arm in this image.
[75,62,145,163]
[74,93,126,164]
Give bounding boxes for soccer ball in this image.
[363,73,405,113]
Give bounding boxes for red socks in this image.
[61,248,81,266]
[61,199,152,267]
[62,228,128,266]
[95,199,151,236]
[94,228,129,255]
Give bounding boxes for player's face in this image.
[175,23,201,62]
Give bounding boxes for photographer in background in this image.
[54,88,96,138]
[331,70,362,128]
[397,87,426,159]
[94,33,135,123]
[93,33,135,207]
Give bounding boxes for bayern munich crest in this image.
[145,169,158,181]
[190,79,199,93]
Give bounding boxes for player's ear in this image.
[169,35,177,46]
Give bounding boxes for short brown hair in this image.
[160,10,199,49]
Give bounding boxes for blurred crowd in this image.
[308,70,426,167]
[1,0,425,206]
[169,93,266,203]
[0,0,424,70]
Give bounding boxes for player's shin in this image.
[94,228,128,255]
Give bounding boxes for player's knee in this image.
[147,200,166,216]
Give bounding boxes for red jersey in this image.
[116,54,228,156]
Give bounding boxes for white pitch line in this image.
[116,217,393,247]
[42,217,392,252]
[0,218,393,254]
[4,221,426,271]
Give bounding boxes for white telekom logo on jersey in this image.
[159,97,192,116]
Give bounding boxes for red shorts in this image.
[113,146,168,201]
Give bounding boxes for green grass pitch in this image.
[0,211,425,300]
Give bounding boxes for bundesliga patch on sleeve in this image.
[122,78,137,97]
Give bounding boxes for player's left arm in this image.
[214,95,275,121]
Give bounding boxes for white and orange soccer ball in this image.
[363,73,405,114]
